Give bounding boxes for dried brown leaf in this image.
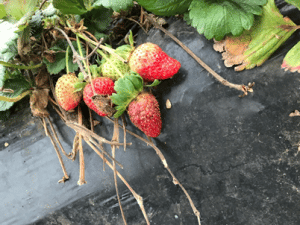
[30,89,50,117]
[92,95,116,117]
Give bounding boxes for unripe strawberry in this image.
[129,42,181,81]
[128,92,162,137]
[83,77,115,117]
[101,56,130,80]
[55,73,82,111]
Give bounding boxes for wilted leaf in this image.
[35,68,50,88]
[30,89,50,117]
[281,41,300,73]
[213,0,297,71]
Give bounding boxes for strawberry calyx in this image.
[110,71,144,118]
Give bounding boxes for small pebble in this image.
[166,99,172,109]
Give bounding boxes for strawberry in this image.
[129,42,181,81]
[128,92,162,137]
[83,77,115,117]
[101,56,130,80]
[55,73,82,111]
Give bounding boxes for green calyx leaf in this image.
[213,0,297,71]
[136,0,193,16]
[74,81,86,92]
[145,79,160,87]
[282,41,300,73]
[188,0,267,40]
[53,0,87,15]
[110,71,144,118]
[93,0,133,12]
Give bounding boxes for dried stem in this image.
[66,121,130,147]
[106,117,201,224]
[112,119,127,225]
[144,13,254,97]
[83,137,150,225]
[55,28,90,83]
[79,33,127,63]
[121,115,127,151]
[47,116,74,160]
[42,117,69,183]
[77,106,87,185]
[88,108,94,132]
[38,0,48,10]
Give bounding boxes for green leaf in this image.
[93,0,133,12]
[80,5,112,33]
[213,0,297,71]
[5,0,37,20]
[145,79,160,87]
[43,41,82,75]
[285,0,300,10]
[0,78,32,111]
[53,0,87,15]
[0,4,7,19]
[188,0,267,40]
[136,0,192,16]
[0,21,18,88]
[111,72,143,118]
[282,41,300,73]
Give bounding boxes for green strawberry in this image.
[101,56,130,80]
[55,73,82,111]
[100,45,133,80]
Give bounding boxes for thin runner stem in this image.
[112,118,127,225]
[144,13,254,97]
[106,117,201,224]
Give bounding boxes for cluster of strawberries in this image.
[55,42,181,137]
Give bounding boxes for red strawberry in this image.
[129,42,181,81]
[83,77,115,116]
[55,73,82,111]
[128,92,162,137]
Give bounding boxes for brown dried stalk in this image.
[112,118,127,225]
[106,117,201,225]
[83,136,150,225]
[77,106,87,185]
[144,12,254,98]
[42,117,69,183]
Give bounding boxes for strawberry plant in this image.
[1,0,300,224]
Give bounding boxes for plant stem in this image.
[76,35,88,68]
[66,46,70,74]
[144,13,254,97]
[0,61,43,70]
[0,90,31,102]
